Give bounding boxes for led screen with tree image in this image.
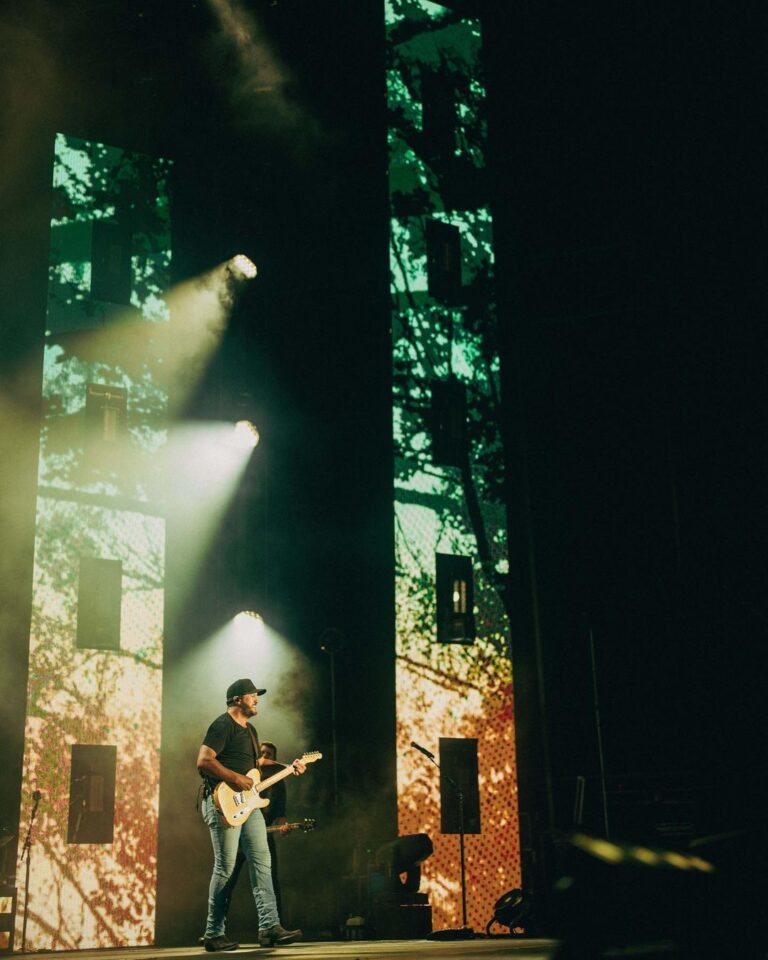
[387,0,521,931]
[16,133,171,950]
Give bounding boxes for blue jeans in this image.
[202,794,280,936]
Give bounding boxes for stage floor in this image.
[18,938,557,960]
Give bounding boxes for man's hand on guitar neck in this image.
[259,757,306,777]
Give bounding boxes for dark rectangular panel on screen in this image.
[77,557,122,650]
[439,737,481,834]
[425,218,462,304]
[421,69,456,161]
[67,744,117,844]
[90,220,132,305]
[435,552,475,643]
[85,383,127,445]
[430,378,467,467]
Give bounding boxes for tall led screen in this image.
[16,134,171,950]
[387,0,522,930]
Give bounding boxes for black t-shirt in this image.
[202,713,260,785]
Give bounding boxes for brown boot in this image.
[203,934,240,952]
[258,924,302,946]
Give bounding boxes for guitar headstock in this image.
[298,818,316,833]
[298,751,322,765]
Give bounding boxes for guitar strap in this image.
[245,722,260,768]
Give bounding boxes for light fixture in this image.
[487,888,532,934]
[228,254,258,280]
[235,610,263,624]
[233,420,260,449]
[233,610,265,644]
[375,833,433,893]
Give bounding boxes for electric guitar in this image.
[265,818,317,835]
[214,752,322,826]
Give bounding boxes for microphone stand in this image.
[20,790,41,953]
[412,745,474,940]
[319,629,344,809]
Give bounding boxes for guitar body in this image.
[214,767,268,826]
[213,751,322,827]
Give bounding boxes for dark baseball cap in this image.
[226,678,266,700]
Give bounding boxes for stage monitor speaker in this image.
[439,737,481,834]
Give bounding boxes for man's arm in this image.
[196,745,253,792]
[257,757,283,771]
[257,758,306,776]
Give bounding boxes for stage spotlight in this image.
[372,835,433,939]
[229,254,258,280]
[233,420,260,449]
[235,611,263,624]
[234,610,265,643]
[487,888,532,935]
[375,833,433,893]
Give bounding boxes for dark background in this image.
[484,0,767,848]
[1,0,766,939]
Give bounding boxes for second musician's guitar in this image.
[214,752,322,826]
[265,818,317,835]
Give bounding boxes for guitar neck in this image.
[265,821,301,834]
[258,763,298,794]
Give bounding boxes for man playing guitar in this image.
[196,679,305,952]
